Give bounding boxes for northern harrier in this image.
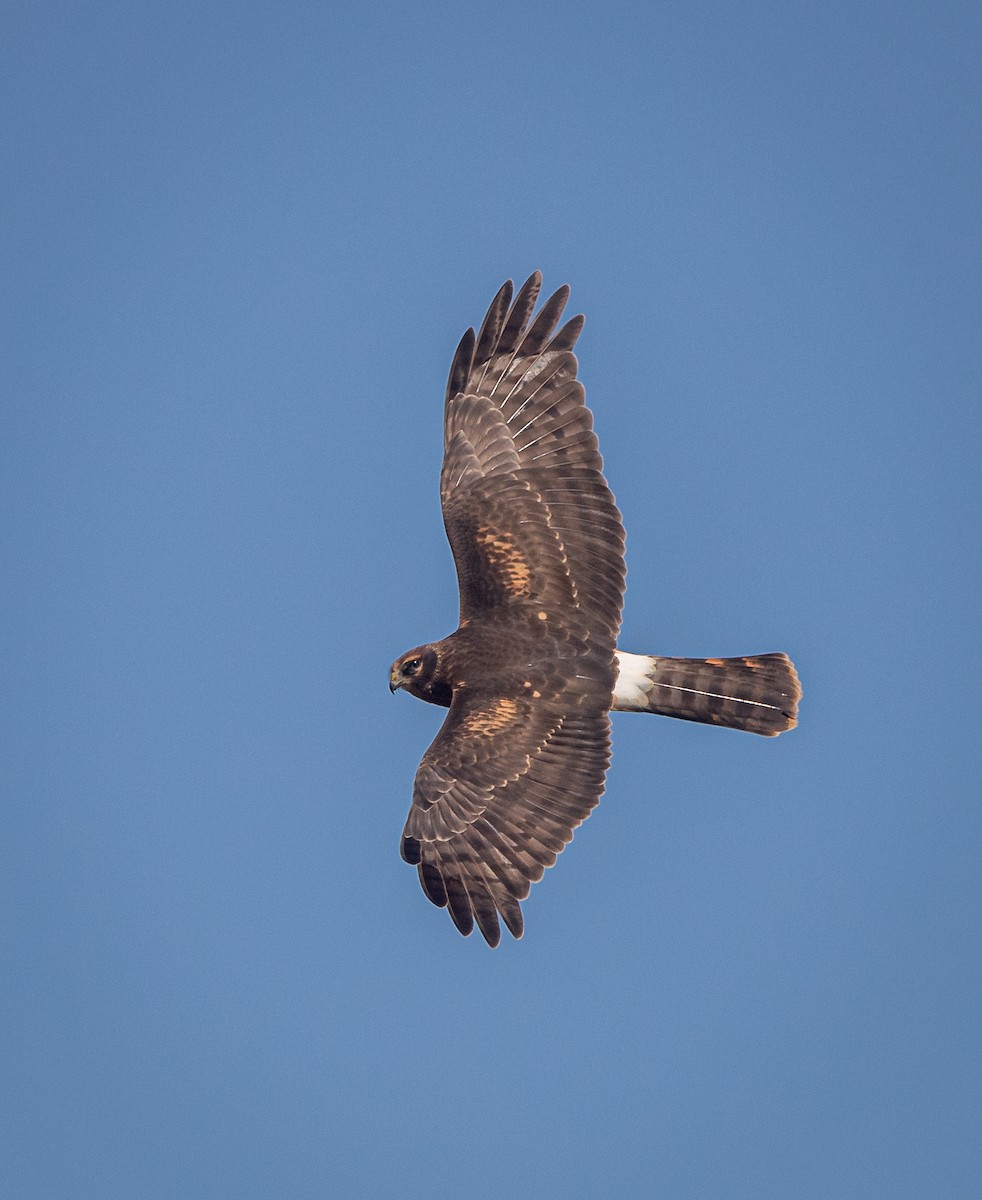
[390,273,800,945]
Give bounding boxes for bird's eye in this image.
[404,658,421,673]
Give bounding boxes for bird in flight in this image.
[390,273,801,946]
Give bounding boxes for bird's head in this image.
[389,645,449,704]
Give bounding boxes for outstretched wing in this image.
[440,272,626,649]
[402,683,611,947]
[401,276,627,944]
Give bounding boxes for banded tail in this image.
[613,650,801,737]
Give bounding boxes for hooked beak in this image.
[389,666,402,694]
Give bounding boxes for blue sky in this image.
[3,1,979,1196]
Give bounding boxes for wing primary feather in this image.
[464,824,531,900]
[470,820,533,897]
[473,279,513,368]
[467,879,502,948]
[547,313,585,352]
[446,327,476,404]
[498,272,542,355]
[497,894,524,939]
[518,285,570,356]
[477,273,543,399]
[443,873,475,937]
[419,859,448,908]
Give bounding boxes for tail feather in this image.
[613,651,801,737]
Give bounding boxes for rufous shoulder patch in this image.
[474,525,533,598]
[460,697,521,737]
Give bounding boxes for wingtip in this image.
[446,326,476,402]
[548,312,585,352]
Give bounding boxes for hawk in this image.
[390,273,801,946]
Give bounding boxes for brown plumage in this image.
[390,273,801,946]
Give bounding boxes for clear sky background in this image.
[3,2,979,1196]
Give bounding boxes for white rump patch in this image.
[613,651,657,710]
